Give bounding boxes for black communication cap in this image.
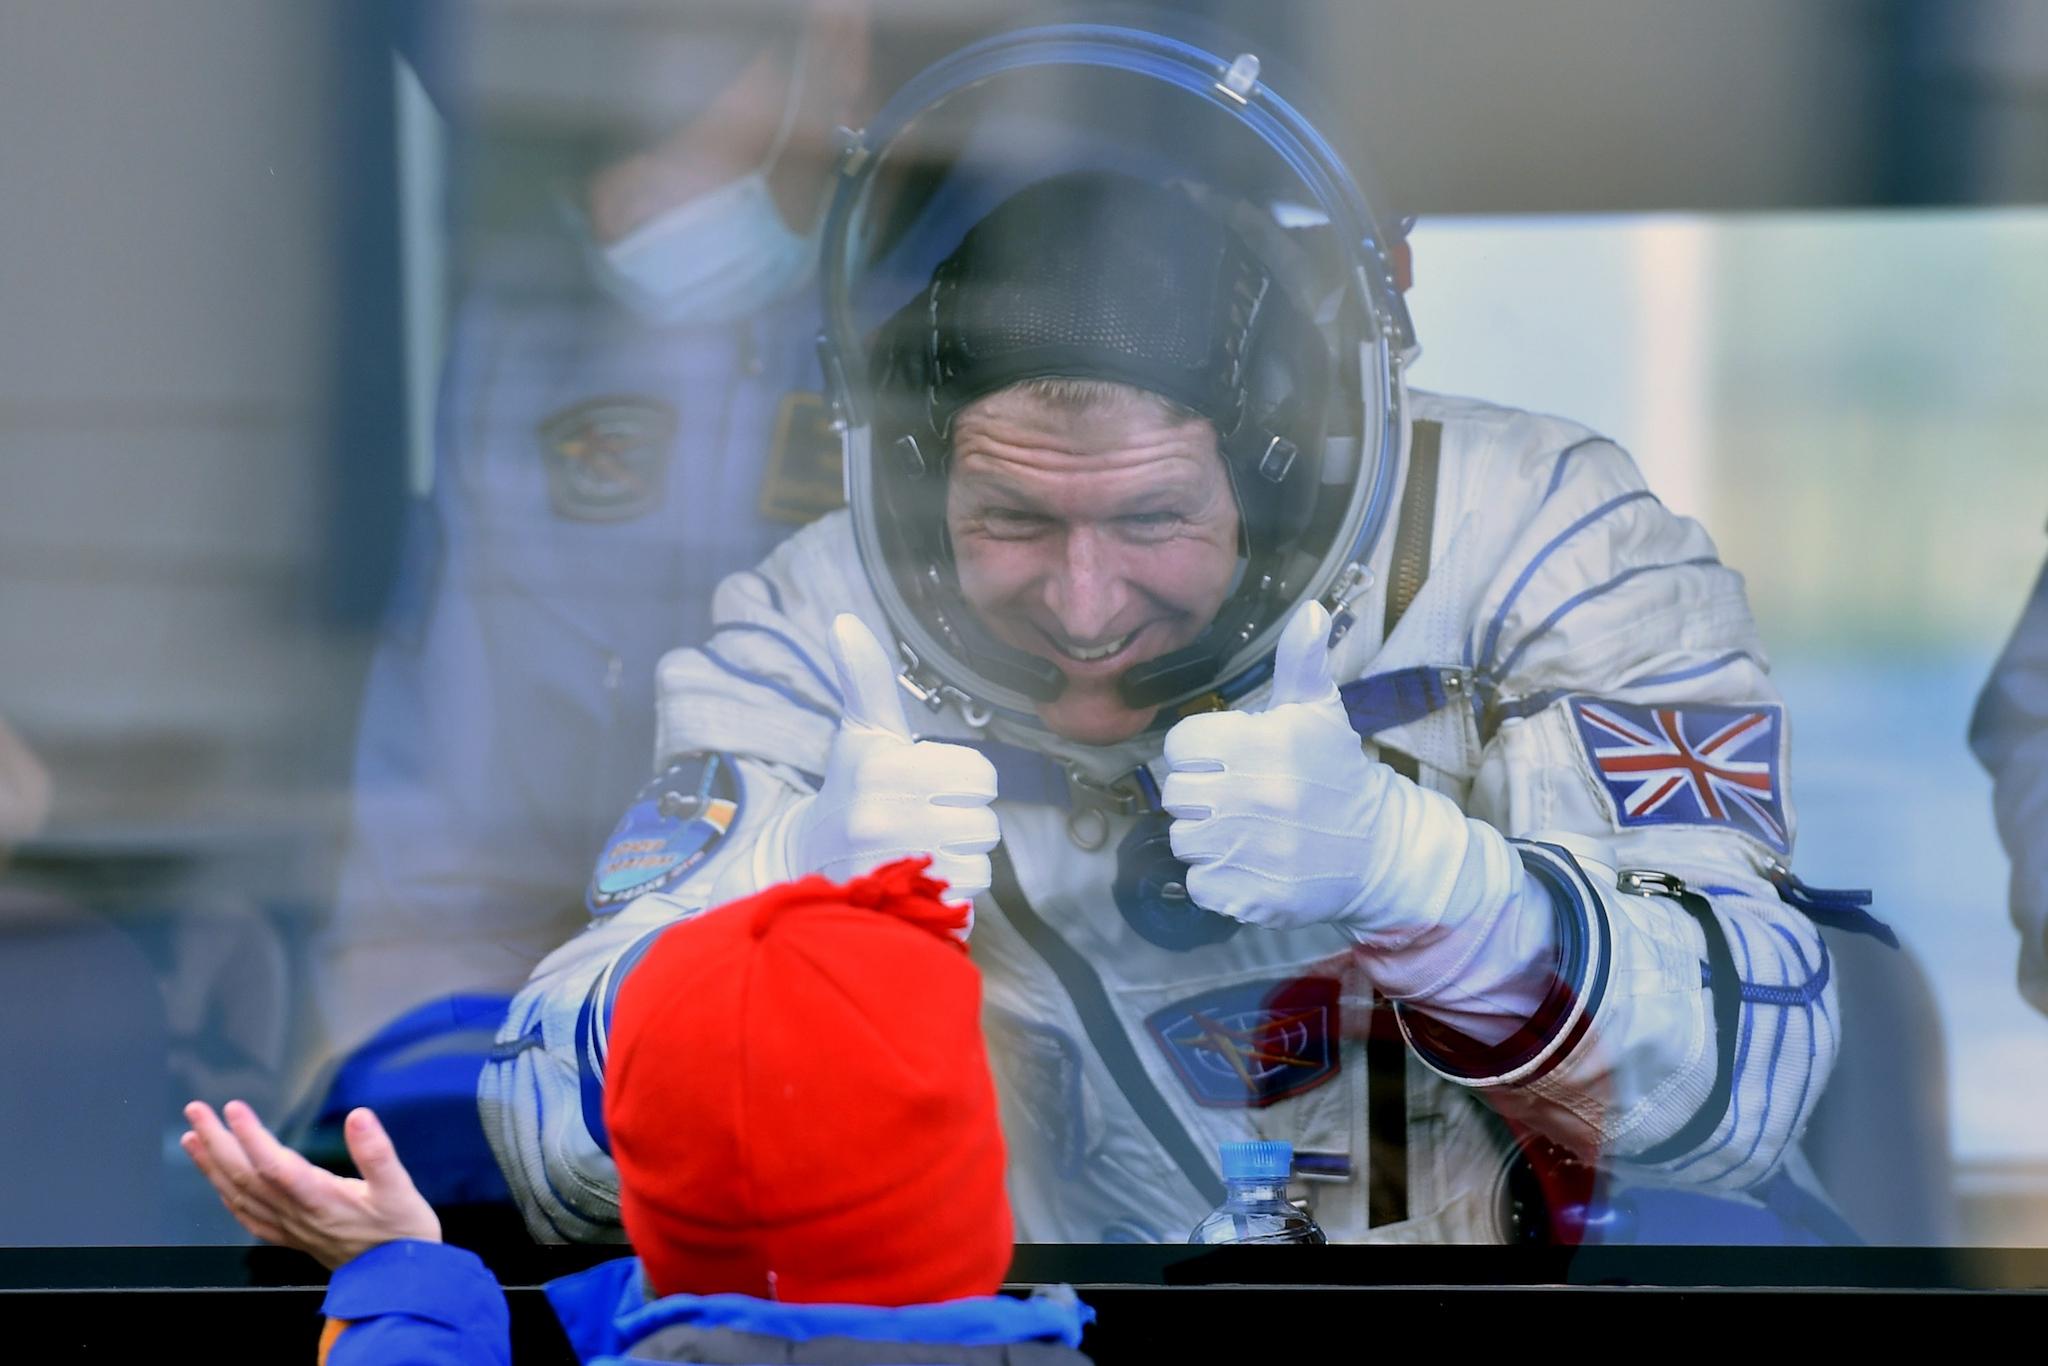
[918,171,1271,440]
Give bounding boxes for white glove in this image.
[753,614,1000,918]
[1161,601,1519,943]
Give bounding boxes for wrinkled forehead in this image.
[944,386,1231,510]
[954,382,1217,456]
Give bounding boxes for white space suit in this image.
[482,389,1840,1244]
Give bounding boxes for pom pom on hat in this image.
[604,858,1011,1305]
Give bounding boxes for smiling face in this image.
[945,382,1242,744]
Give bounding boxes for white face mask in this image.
[584,47,822,327]
[591,169,822,326]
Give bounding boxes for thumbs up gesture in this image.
[1161,602,1401,931]
[786,615,1001,917]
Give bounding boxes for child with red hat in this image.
[182,859,1093,1364]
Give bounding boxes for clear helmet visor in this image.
[820,26,1415,733]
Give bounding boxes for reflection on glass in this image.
[2,6,2046,1276]
[1414,208,2048,1247]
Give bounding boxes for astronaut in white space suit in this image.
[483,25,1844,1246]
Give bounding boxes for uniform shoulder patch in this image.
[757,390,844,525]
[1144,975,1341,1109]
[585,753,741,916]
[1568,697,1789,853]
[537,395,677,522]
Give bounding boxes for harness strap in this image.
[988,846,1227,1209]
[1365,418,1442,1229]
[963,655,1457,809]
[1378,418,1442,781]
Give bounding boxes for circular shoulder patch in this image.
[586,754,741,916]
[537,395,677,522]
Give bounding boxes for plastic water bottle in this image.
[1188,1140,1327,1245]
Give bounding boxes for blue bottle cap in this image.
[1219,1140,1293,1183]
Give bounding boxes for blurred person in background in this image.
[320,0,873,1055]
[0,715,168,1242]
[1971,543,2048,1017]
[0,718,51,855]
[486,21,1864,1247]
[189,861,1093,1365]
[303,1,911,1203]
[299,0,917,1220]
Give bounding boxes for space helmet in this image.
[817,22,1416,735]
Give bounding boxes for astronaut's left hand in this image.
[1162,601,1485,935]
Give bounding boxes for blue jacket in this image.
[318,1241,1094,1365]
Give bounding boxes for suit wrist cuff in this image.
[1395,841,1613,1086]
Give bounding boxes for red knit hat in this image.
[603,858,1013,1306]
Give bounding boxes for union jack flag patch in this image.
[1568,697,1789,853]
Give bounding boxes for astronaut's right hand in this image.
[760,614,1000,918]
